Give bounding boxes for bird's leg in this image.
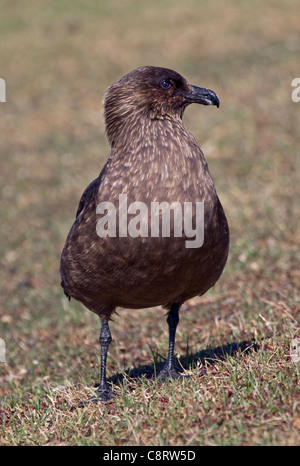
[95,319,117,401]
[157,303,182,380]
[70,319,116,408]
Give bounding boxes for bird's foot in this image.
[156,364,185,381]
[70,385,117,409]
[94,385,118,402]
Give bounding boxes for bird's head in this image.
[103,66,219,146]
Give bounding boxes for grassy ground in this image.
[0,0,299,446]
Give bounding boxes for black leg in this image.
[157,303,183,380]
[70,319,116,409]
[95,319,117,401]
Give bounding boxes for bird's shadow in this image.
[104,339,259,390]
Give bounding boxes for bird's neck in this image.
[108,114,198,159]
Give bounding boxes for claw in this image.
[70,386,117,409]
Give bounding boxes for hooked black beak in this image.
[183,85,220,108]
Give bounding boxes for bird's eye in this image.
[160,80,172,90]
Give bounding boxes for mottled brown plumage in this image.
[60,66,229,403]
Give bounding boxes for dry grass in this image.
[0,0,299,446]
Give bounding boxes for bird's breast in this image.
[60,118,229,310]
